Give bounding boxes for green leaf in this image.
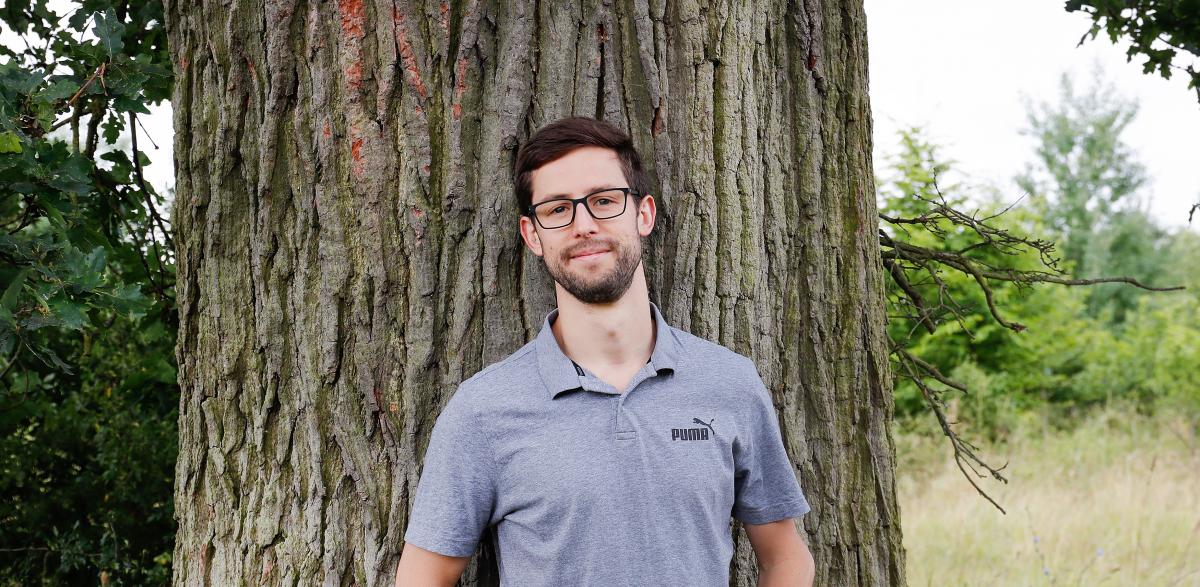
[102,115,126,144]
[86,246,107,276]
[60,246,104,291]
[0,132,22,154]
[50,296,88,330]
[1,269,30,311]
[93,8,126,56]
[109,283,149,319]
[113,95,151,115]
[40,79,79,102]
[0,325,14,355]
[68,8,91,31]
[26,343,72,373]
[20,312,60,331]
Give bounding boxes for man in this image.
[395,117,815,586]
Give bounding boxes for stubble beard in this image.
[545,235,643,304]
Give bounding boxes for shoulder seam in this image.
[465,343,537,384]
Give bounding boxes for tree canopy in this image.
[1067,0,1200,105]
[1,1,178,583]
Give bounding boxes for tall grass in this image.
[896,404,1200,586]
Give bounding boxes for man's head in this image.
[515,117,657,305]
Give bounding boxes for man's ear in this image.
[636,194,657,237]
[519,215,544,257]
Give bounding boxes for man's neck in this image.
[551,268,655,374]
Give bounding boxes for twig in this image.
[0,344,21,381]
[893,344,1009,514]
[129,112,175,253]
[66,62,108,107]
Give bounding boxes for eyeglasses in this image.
[525,187,642,230]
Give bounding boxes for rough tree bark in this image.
[164,0,905,585]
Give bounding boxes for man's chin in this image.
[552,276,630,305]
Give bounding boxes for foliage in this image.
[1066,0,1200,104]
[1016,72,1175,324]
[877,119,1196,519]
[879,125,1198,448]
[0,1,177,584]
[879,128,1061,437]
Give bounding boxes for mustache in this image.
[562,238,619,261]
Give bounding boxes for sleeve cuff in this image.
[733,497,811,525]
[402,527,479,558]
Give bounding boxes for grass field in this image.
[896,406,1200,586]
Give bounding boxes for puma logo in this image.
[671,418,716,441]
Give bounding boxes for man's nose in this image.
[570,200,601,234]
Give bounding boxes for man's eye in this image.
[595,198,613,205]
[549,205,568,214]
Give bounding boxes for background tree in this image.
[876,122,1186,510]
[163,0,904,585]
[1,1,178,584]
[1017,72,1171,324]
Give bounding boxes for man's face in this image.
[519,146,656,304]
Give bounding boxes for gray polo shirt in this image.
[402,302,810,585]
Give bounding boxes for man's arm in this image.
[394,542,471,587]
[744,518,815,587]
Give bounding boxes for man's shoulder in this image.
[451,339,541,401]
[668,325,759,378]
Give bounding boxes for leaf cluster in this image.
[1,1,178,584]
[1067,0,1200,103]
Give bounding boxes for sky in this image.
[864,0,1200,231]
[4,1,1199,230]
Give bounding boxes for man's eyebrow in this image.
[536,185,621,202]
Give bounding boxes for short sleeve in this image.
[732,364,811,525]
[402,389,498,557]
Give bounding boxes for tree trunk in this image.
[164,0,905,585]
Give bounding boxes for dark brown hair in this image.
[513,116,651,215]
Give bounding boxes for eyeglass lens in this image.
[534,189,628,228]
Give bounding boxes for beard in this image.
[544,234,642,304]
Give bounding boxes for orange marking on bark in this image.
[439,2,450,36]
[412,206,424,218]
[452,57,467,119]
[421,164,430,175]
[338,0,365,39]
[323,121,332,138]
[393,8,429,99]
[345,59,363,91]
[350,123,365,177]
[389,402,399,413]
[455,58,468,98]
[180,56,189,71]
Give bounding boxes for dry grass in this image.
[896,407,1200,586]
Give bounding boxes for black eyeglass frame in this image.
[524,187,643,229]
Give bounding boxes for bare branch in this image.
[892,346,1009,514]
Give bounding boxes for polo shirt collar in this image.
[535,301,681,399]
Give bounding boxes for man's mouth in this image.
[570,248,610,261]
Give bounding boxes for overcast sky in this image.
[865,0,1200,231]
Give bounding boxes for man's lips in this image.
[570,248,610,261]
